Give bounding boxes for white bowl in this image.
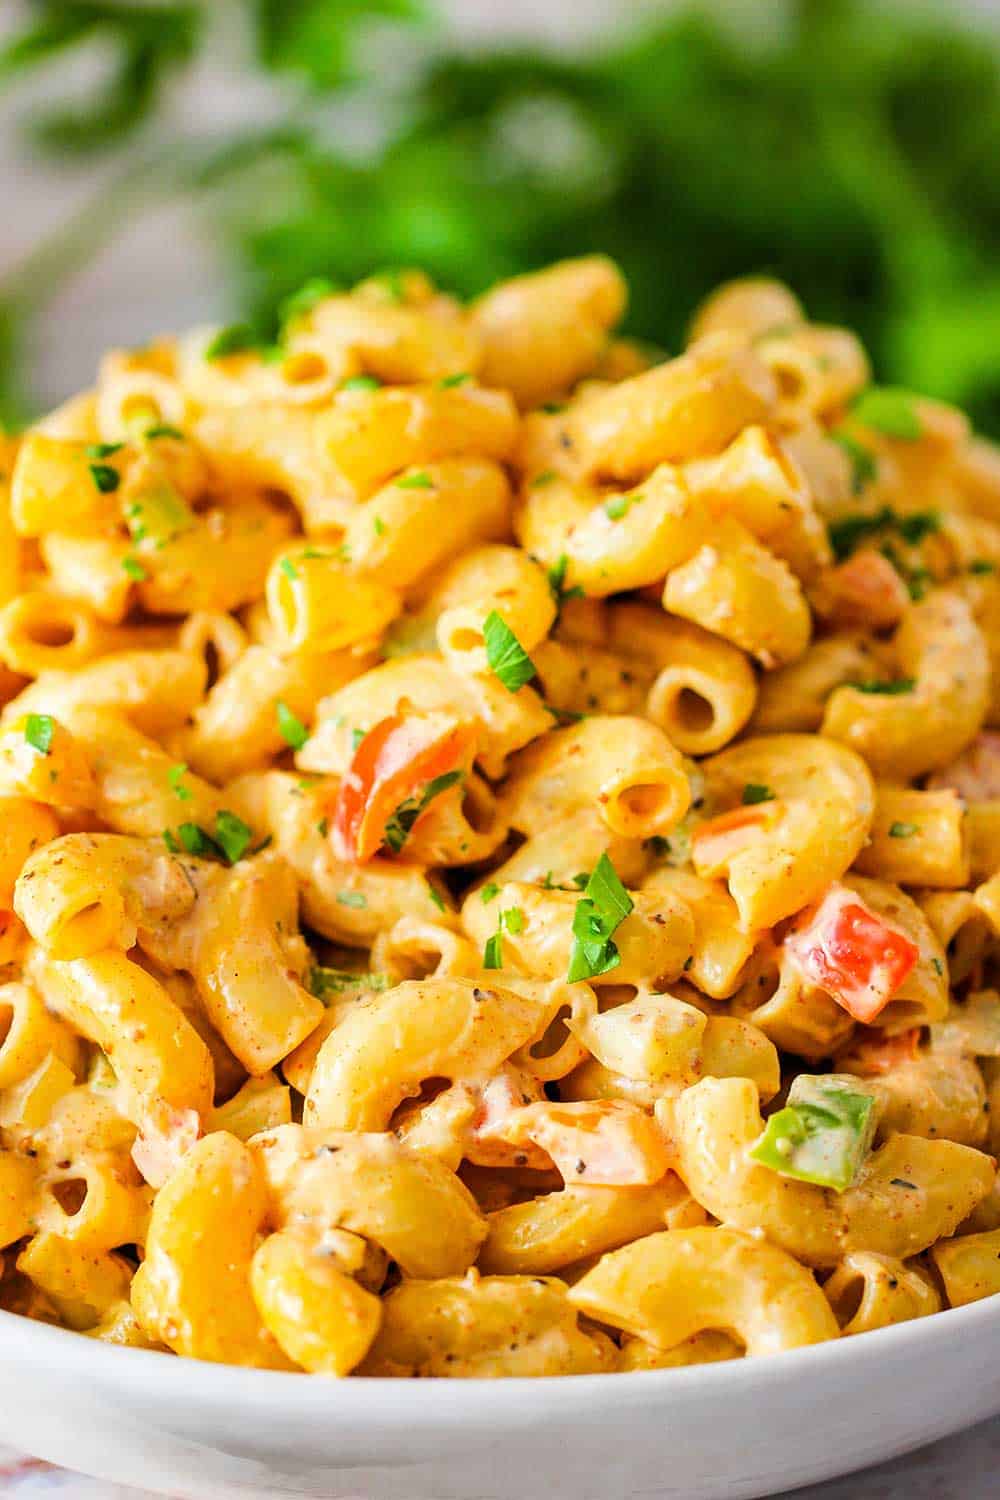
[1,1298,997,1500]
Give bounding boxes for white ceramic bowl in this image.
[1,1298,997,1500]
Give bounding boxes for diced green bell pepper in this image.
[749,1073,878,1193]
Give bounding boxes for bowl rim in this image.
[1,1292,998,1417]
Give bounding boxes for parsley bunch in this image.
[6,2,1000,436]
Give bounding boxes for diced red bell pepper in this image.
[784,884,920,1023]
[332,711,476,863]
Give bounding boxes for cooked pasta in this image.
[0,258,996,1378]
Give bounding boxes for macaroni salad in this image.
[0,259,999,1376]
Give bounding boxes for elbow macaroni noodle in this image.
[0,257,997,1378]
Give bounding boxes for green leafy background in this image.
[4,0,1000,432]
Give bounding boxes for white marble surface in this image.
[0,1418,997,1499]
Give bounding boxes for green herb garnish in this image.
[24,713,53,755]
[309,967,388,1000]
[742,783,775,805]
[89,462,120,493]
[168,811,252,865]
[484,611,537,693]
[830,432,878,496]
[279,276,337,330]
[567,852,633,983]
[168,763,192,801]
[848,678,916,695]
[483,930,503,969]
[336,890,367,908]
[546,553,584,616]
[276,700,309,750]
[383,769,464,854]
[340,373,382,392]
[427,883,446,912]
[214,809,253,864]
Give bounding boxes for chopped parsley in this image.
[203,323,257,360]
[123,486,195,548]
[483,930,503,970]
[427,883,446,912]
[604,494,631,521]
[122,556,147,581]
[888,821,918,838]
[483,611,537,693]
[89,462,120,494]
[480,882,500,904]
[85,442,123,459]
[145,423,184,441]
[567,852,633,983]
[373,516,386,536]
[276,700,310,750]
[851,385,922,441]
[279,276,337,331]
[742,783,775,805]
[848,678,916,696]
[828,504,939,562]
[396,470,434,490]
[830,431,878,495]
[166,810,252,865]
[502,906,525,935]
[214,809,253,864]
[309,967,388,1000]
[970,559,996,575]
[340,374,382,392]
[895,510,940,545]
[24,714,53,755]
[828,505,891,559]
[383,769,464,854]
[438,372,472,388]
[168,763,192,801]
[336,890,367,908]
[279,556,299,580]
[546,553,584,616]
[531,470,557,487]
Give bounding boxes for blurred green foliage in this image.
[4,0,1000,432]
